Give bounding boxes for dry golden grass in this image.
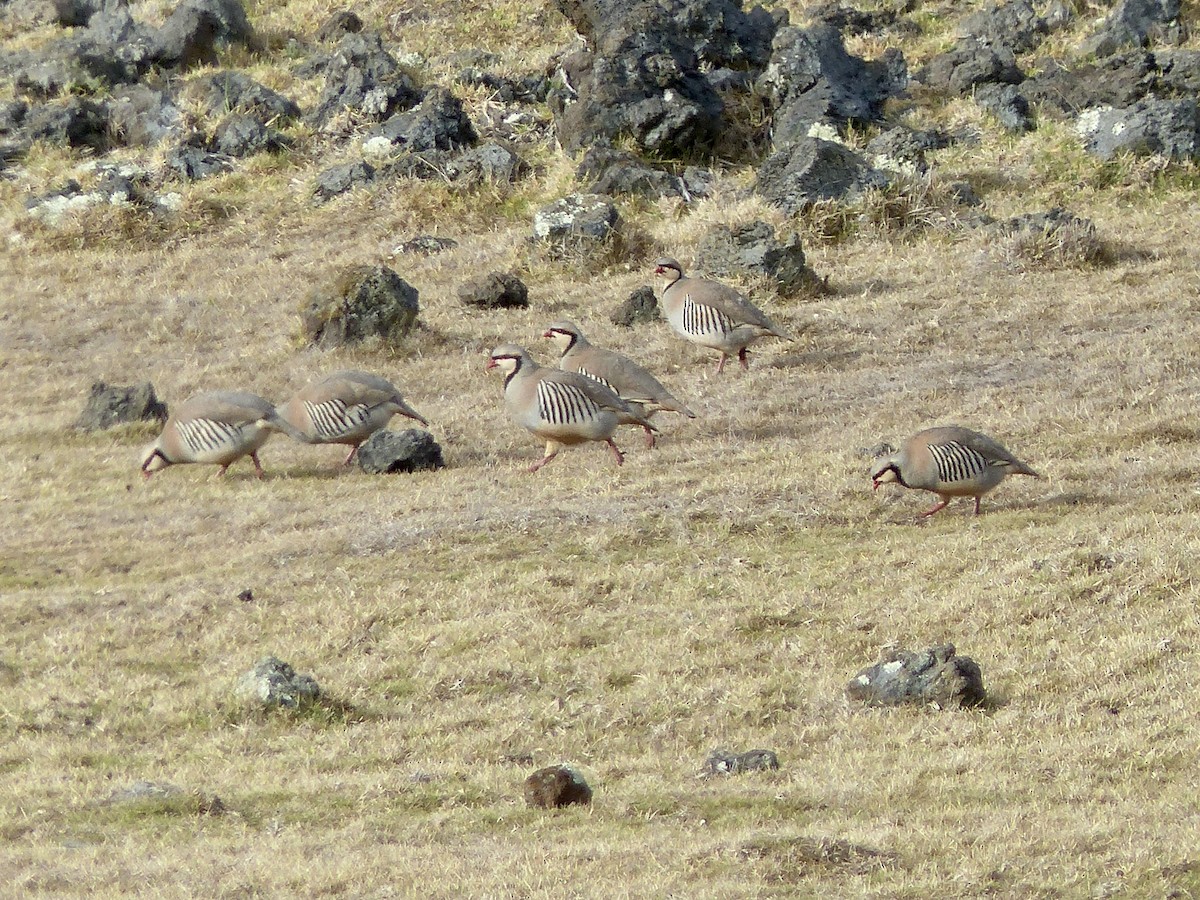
[4,1,1200,897]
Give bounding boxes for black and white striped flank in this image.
[928,441,989,484]
[537,380,599,426]
[177,418,245,455]
[682,294,734,338]
[305,399,371,439]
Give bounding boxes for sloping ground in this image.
[3,0,1200,896]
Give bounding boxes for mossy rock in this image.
[300,264,419,348]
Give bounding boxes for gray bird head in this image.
[139,441,171,478]
[486,344,532,378]
[542,320,583,354]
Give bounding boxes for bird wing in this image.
[682,279,791,338]
[952,429,1040,476]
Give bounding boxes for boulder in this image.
[108,85,183,147]
[523,765,592,808]
[703,748,780,776]
[235,656,321,709]
[958,0,1049,54]
[532,193,619,243]
[694,221,810,293]
[457,272,529,309]
[758,23,907,148]
[313,160,375,201]
[975,83,1034,132]
[23,97,110,151]
[367,86,477,153]
[73,381,168,431]
[1084,0,1183,58]
[575,145,683,199]
[307,31,422,129]
[446,141,526,187]
[356,428,445,474]
[300,264,420,348]
[211,114,289,157]
[548,0,778,158]
[1078,98,1200,160]
[755,136,889,214]
[610,285,659,327]
[846,644,985,708]
[864,126,951,176]
[164,143,232,180]
[917,37,1023,96]
[1019,51,1157,120]
[196,71,301,122]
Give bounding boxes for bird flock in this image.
[141,257,1039,518]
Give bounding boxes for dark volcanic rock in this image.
[575,145,683,199]
[367,86,477,152]
[524,765,592,809]
[446,141,527,186]
[164,143,232,180]
[197,71,301,122]
[212,114,289,157]
[758,23,907,148]
[457,272,529,309]
[1078,98,1200,160]
[917,37,1024,96]
[308,31,422,129]
[313,160,376,201]
[108,85,183,147]
[301,265,420,348]
[756,136,889,214]
[548,0,778,158]
[23,97,109,151]
[1019,51,1158,120]
[959,0,1049,54]
[864,126,952,175]
[610,285,659,327]
[73,381,168,431]
[1084,0,1183,58]
[356,428,445,474]
[975,83,1034,132]
[695,221,810,293]
[846,644,986,708]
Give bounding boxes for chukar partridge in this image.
[870,426,1040,517]
[277,370,429,466]
[140,390,297,479]
[543,319,696,448]
[486,343,657,472]
[653,256,792,373]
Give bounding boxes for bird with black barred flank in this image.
[140,390,302,480]
[870,426,1040,518]
[486,344,656,472]
[277,370,428,466]
[653,256,792,374]
[543,319,695,448]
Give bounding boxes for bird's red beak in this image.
[541,329,553,338]
[872,480,880,491]
[485,358,497,370]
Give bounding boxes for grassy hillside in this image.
[3,0,1200,896]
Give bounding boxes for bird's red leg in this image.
[529,442,560,473]
[920,497,949,518]
[715,354,727,375]
[738,347,750,370]
[643,425,656,449]
[342,446,358,466]
[973,496,982,515]
[251,452,266,479]
[606,439,625,466]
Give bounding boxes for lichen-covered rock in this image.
[846,644,985,709]
[307,31,421,129]
[755,136,889,214]
[457,272,528,309]
[532,193,618,243]
[313,160,375,201]
[367,86,477,153]
[194,71,301,122]
[235,656,321,709]
[703,748,780,776]
[356,428,445,474]
[1077,98,1200,160]
[73,381,168,431]
[524,765,592,809]
[301,265,420,348]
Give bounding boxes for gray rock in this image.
[235,656,321,709]
[575,145,684,199]
[846,644,986,708]
[1157,49,1200,96]
[52,0,105,27]
[758,23,907,148]
[300,264,420,348]
[959,0,1049,54]
[307,31,421,129]
[23,97,109,151]
[313,160,375,201]
[73,381,168,431]
[610,285,659,327]
[1084,0,1183,58]
[755,136,889,215]
[917,36,1024,95]
[212,114,289,157]
[547,0,778,158]
[446,141,526,186]
[1019,51,1157,120]
[532,193,619,242]
[695,221,810,293]
[864,126,951,175]
[457,272,529,309]
[367,86,476,153]
[703,748,780,776]
[523,765,592,808]
[108,85,183,147]
[154,3,221,70]
[975,83,1034,132]
[356,428,445,474]
[197,71,301,122]
[1078,98,1200,160]
[164,143,232,180]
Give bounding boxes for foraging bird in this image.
[140,390,298,479]
[277,370,428,466]
[653,256,792,373]
[486,343,657,472]
[870,426,1040,517]
[542,319,695,448]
